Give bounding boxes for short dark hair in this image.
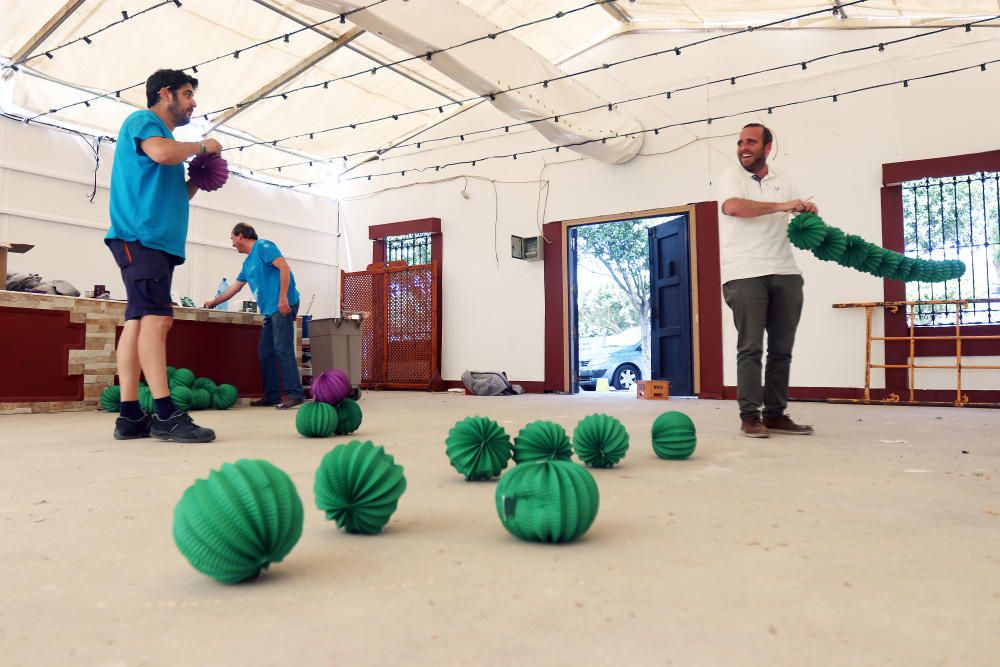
[743,123,773,145]
[146,69,198,108]
[232,223,258,240]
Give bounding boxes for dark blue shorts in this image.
[106,239,181,321]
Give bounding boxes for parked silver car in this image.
[579,341,643,390]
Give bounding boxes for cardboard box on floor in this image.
[0,242,34,287]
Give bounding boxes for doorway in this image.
[568,213,694,396]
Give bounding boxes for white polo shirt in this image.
[717,166,802,284]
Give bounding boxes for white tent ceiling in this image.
[2,0,998,189]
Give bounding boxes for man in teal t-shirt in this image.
[106,69,222,443]
[204,223,305,409]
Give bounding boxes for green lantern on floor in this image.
[170,386,193,412]
[190,388,212,411]
[513,420,573,464]
[651,411,697,460]
[314,440,406,534]
[99,385,121,412]
[296,401,338,438]
[573,413,629,468]
[445,416,512,480]
[495,460,599,543]
[169,368,195,389]
[212,384,239,410]
[193,377,217,393]
[334,398,363,435]
[173,458,304,584]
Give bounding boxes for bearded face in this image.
[164,84,196,127]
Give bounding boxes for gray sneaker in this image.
[151,411,216,443]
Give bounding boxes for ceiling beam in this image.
[251,0,463,103]
[205,27,363,133]
[601,1,632,23]
[8,0,87,63]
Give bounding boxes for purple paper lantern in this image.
[311,369,351,405]
[188,153,229,192]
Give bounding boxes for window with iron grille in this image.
[902,171,1000,325]
[385,232,432,265]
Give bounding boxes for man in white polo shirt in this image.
[718,123,816,438]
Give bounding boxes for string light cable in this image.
[2,0,183,73]
[253,11,996,174]
[337,55,999,182]
[223,0,877,156]
[21,0,394,121]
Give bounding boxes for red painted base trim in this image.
[723,385,1000,406]
[442,379,546,394]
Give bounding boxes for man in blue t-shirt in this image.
[204,223,305,409]
[105,69,221,443]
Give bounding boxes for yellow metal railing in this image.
[832,298,1000,406]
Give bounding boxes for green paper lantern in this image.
[651,411,697,460]
[495,460,599,543]
[193,377,218,393]
[334,398,363,435]
[812,226,847,262]
[99,385,121,412]
[171,386,193,412]
[787,213,965,283]
[445,416,513,480]
[837,234,873,270]
[877,251,902,279]
[166,366,177,378]
[861,246,887,275]
[173,458,303,584]
[891,256,917,281]
[786,213,827,250]
[295,401,338,438]
[190,388,212,411]
[314,440,406,534]
[138,385,154,414]
[513,420,573,464]
[169,368,195,389]
[212,384,239,410]
[573,413,629,468]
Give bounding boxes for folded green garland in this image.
[787,213,965,282]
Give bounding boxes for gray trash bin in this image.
[309,313,364,388]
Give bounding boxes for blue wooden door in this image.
[648,217,694,396]
[568,227,580,393]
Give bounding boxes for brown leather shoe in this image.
[762,414,814,435]
[741,414,769,438]
[250,397,279,407]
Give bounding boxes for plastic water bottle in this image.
[214,278,229,310]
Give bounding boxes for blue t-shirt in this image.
[106,110,189,260]
[237,240,300,316]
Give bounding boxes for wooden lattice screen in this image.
[342,260,441,389]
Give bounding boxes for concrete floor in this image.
[1,392,998,666]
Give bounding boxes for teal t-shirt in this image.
[106,110,189,260]
[237,240,299,316]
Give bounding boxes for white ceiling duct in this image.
[295,0,644,164]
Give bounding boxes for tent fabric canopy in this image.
[2,1,997,186]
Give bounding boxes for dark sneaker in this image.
[250,397,279,407]
[151,411,216,443]
[763,414,814,435]
[740,414,770,439]
[276,396,305,410]
[113,414,152,440]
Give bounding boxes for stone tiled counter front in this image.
[0,293,300,414]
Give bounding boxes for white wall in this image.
[0,118,341,317]
[336,27,1000,389]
